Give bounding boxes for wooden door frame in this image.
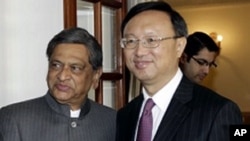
[63,0,127,110]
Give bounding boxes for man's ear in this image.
[92,68,102,89]
[180,53,187,64]
[176,37,187,57]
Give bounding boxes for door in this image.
[63,0,127,110]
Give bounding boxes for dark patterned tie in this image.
[136,98,155,141]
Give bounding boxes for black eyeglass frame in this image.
[191,56,217,68]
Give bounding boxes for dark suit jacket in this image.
[0,92,116,141]
[116,76,243,141]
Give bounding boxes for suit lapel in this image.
[127,94,144,141]
[153,76,194,141]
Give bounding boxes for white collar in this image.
[70,109,81,118]
[142,68,183,111]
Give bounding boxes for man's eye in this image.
[146,37,155,42]
[71,65,83,73]
[126,39,137,44]
[146,37,157,44]
[197,60,206,65]
[50,62,62,69]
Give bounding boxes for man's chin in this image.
[192,77,203,84]
[196,77,205,83]
[52,91,71,101]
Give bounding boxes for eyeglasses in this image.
[120,35,180,49]
[191,57,217,68]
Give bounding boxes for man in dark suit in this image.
[179,31,221,83]
[116,1,243,141]
[0,27,116,141]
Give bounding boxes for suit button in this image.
[71,121,77,128]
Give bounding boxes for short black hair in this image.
[184,31,220,61]
[121,1,188,38]
[46,27,102,70]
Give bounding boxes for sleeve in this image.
[208,101,243,141]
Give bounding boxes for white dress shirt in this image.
[135,68,183,141]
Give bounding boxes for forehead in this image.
[52,43,89,60]
[196,48,218,60]
[124,10,174,36]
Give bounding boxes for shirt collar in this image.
[142,68,183,111]
[45,92,90,119]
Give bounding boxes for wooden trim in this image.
[63,0,77,28]
[242,112,250,124]
[102,0,122,8]
[84,0,99,3]
[84,0,122,8]
[116,0,127,109]
[101,73,123,80]
[63,0,127,110]
[95,81,103,104]
[93,1,103,105]
[94,2,102,44]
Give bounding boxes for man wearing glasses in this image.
[116,2,242,141]
[179,31,220,83]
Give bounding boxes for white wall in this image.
[0,0,63,107]
[176,3,250,112]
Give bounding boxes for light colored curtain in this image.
[126,0,158,101]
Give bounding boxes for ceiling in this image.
[162,0,250,8]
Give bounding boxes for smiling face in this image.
[123,10,186,95]
[180,48,218,83]
[46,43,102,110]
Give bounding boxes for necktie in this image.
[136,98,155,141]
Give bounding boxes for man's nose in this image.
[58,67,71,81]
[202,65,210,74]
[134,41,148,57]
